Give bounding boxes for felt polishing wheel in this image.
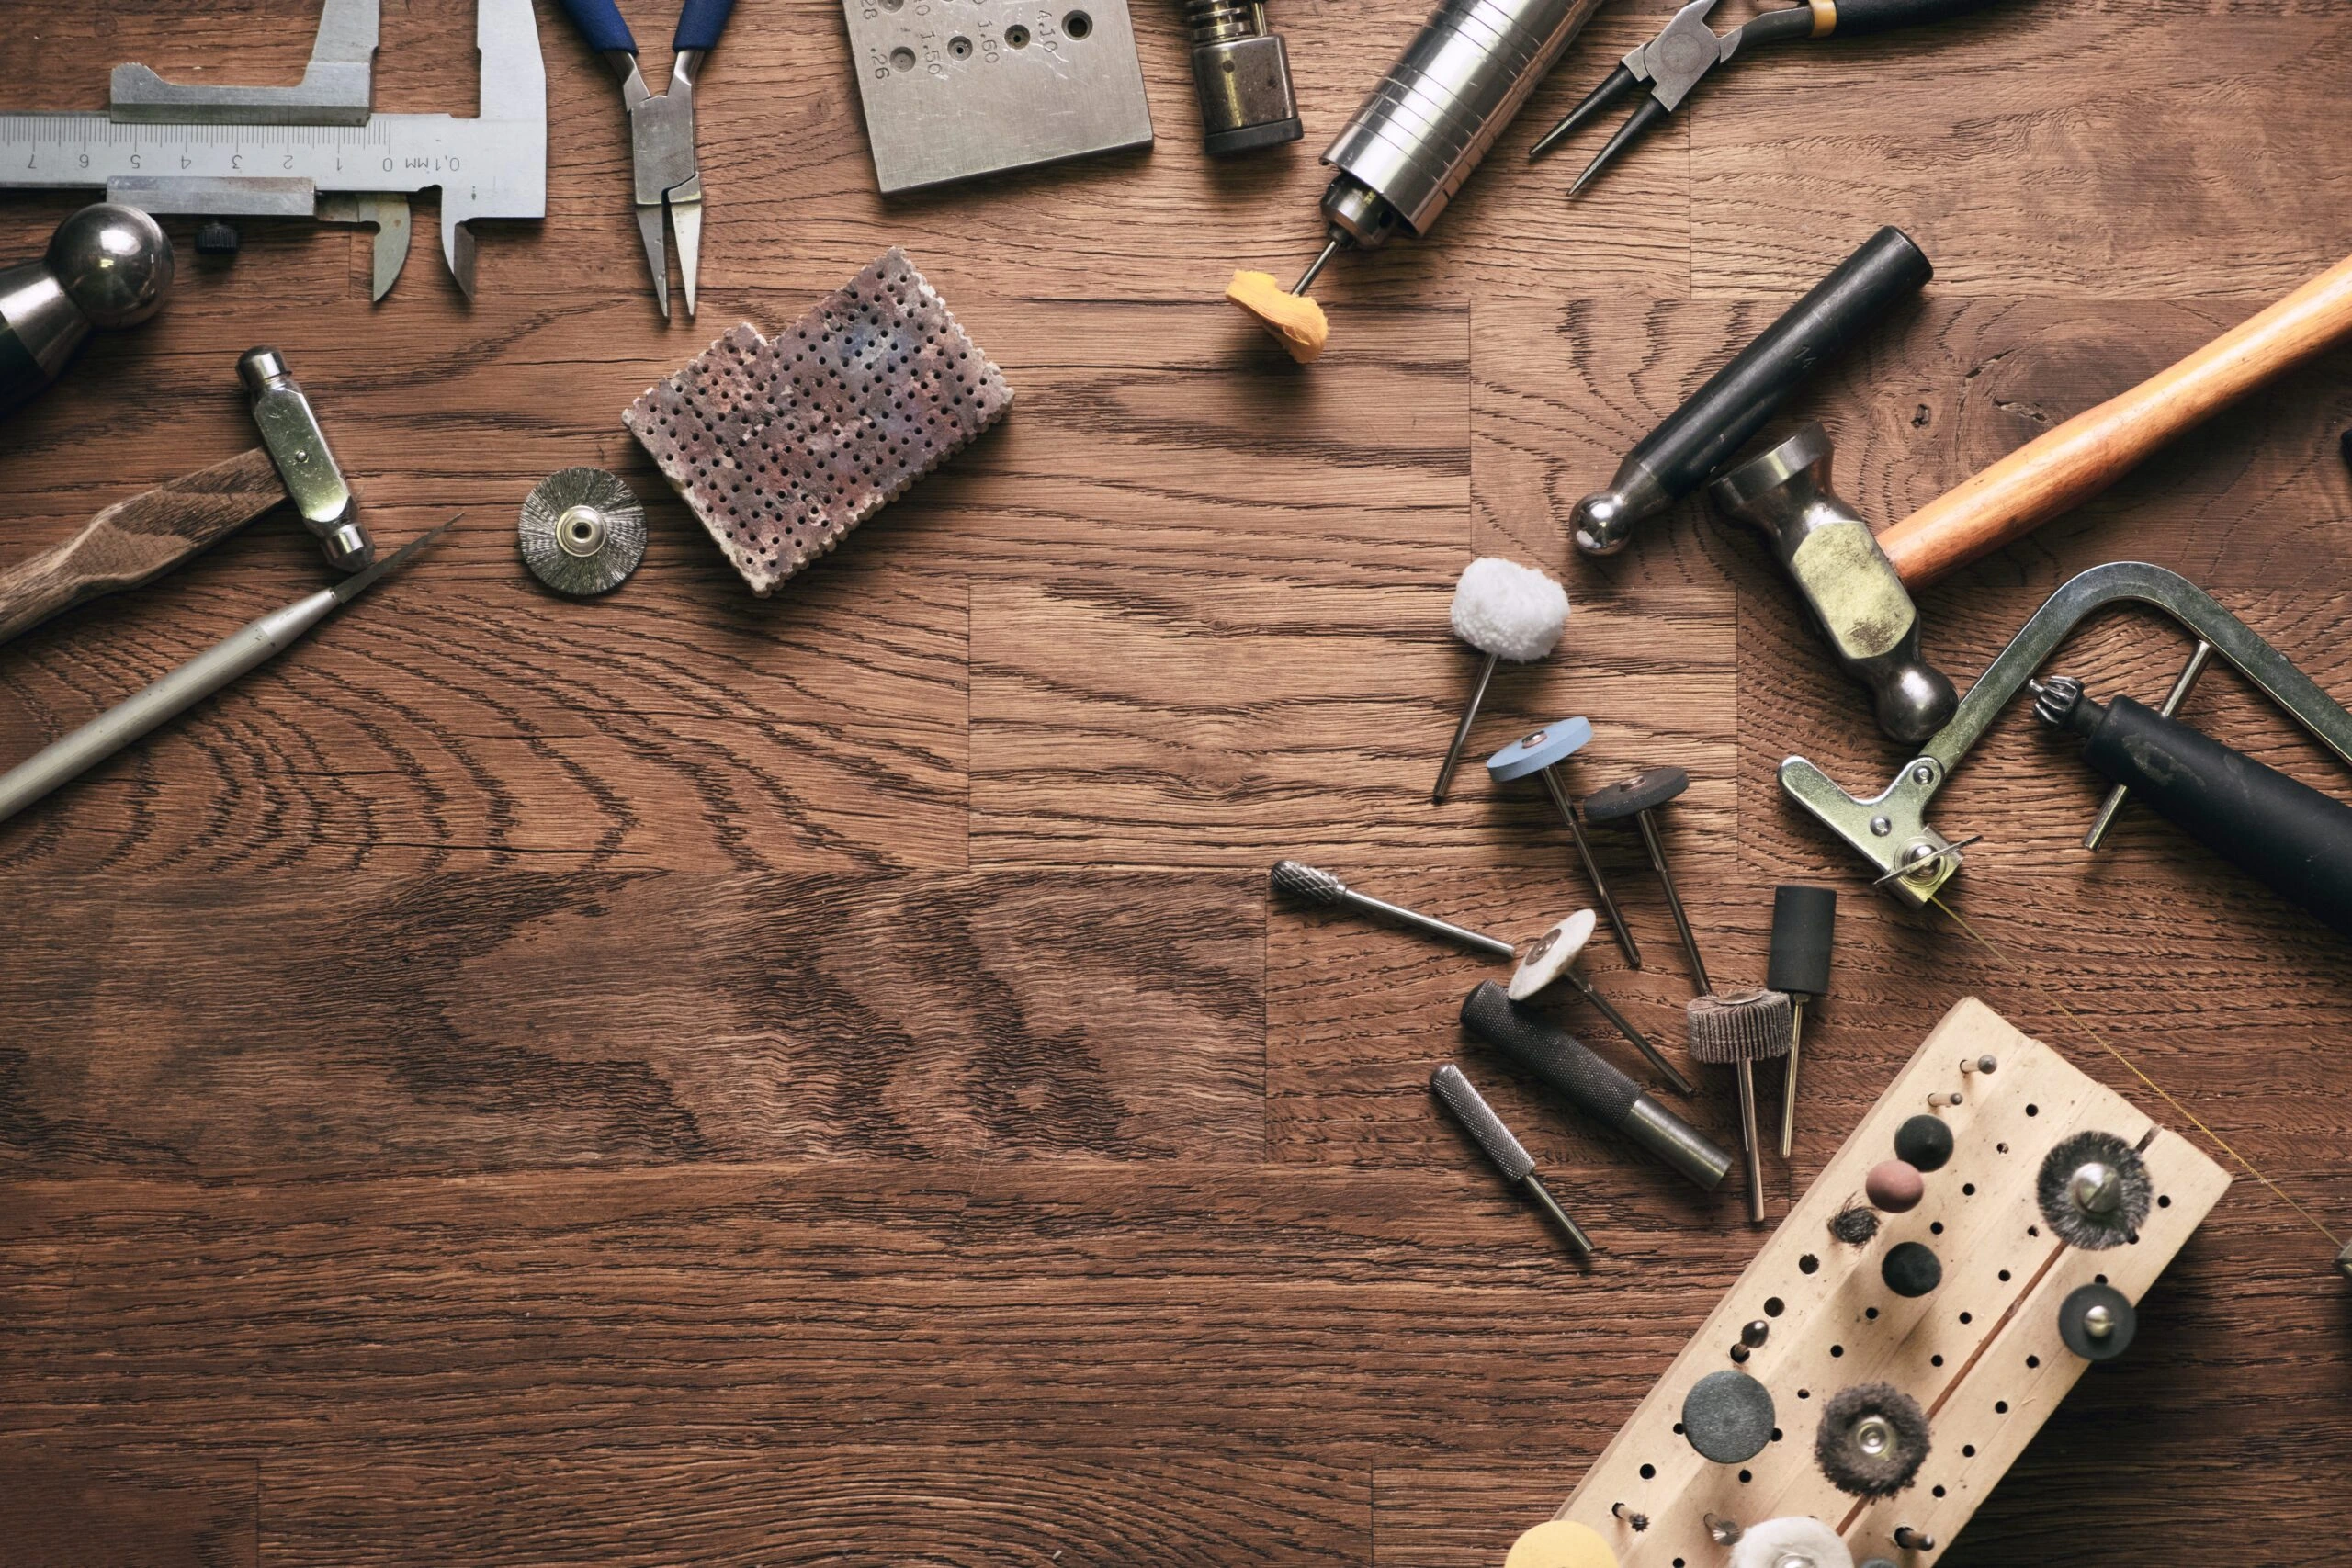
[1504,1520,1618,1568]
[1487,716,1595,783]
[520,467,647,597]
[1225,269,1329,363]
[1682,1368,1776,1463]
[1582,765,1690,824]
[1510,909,1598,1000]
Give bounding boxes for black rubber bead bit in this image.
[1894,1113,1954,1173]
[1767,885,1837,997]
[1681,1369,1776,1463]
[1580,765,1690,824]
[1882,1240,1942,1298]
[2058,1281,2138,1361]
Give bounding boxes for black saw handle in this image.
[1630,225,1929,505]
[1460,982,1732,1190]
[2066,694,2352,935]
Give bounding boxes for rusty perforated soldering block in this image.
[624,248,1012,595]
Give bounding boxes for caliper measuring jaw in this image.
[1781,561,2352,906]
[0,0,545,300]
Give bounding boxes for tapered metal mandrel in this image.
[1434,558,1568,803]
[1686,987,1792,1222]
[1430,1063,1595,1256]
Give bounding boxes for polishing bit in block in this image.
[624,248,1012,595]
[1865,1158,1925,1213]
[1815,1382,1931,1498]
[1504,1520,1618,1568]
[1225,269,1329,363]
[1730,1517,1853,1568]
[1685,988,1794,1064]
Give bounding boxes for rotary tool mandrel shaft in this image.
[1461,981,1732,1190]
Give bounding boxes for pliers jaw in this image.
[600,48,707,319]
[1529,0,1737,194]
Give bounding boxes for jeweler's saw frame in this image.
[0,0,546,299]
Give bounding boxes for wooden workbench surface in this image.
[4,2,2350,1562]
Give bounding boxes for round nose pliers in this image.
[1530,0,2002,197]
[560,0,739,317]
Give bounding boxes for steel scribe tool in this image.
[560,0,738,317]
[0,518,458,829]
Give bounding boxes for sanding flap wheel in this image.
[520,467,647,597]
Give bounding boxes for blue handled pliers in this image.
[560,0,738,318]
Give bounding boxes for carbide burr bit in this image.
[1270,861,1514,959]
[1430,1063,1594,1256]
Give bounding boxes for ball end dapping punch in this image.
[1488,719,1641,967]
[1434,558,1569,803]
[1462,981,1731,1190]
[1687,987,1793,1223]
[1430,1063,1595,1257]
[1572,226,1931,558]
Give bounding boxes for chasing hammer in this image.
[1461,980,1733,1190]
[1573,226,1931,558]
[0,346,372,646]
[1713,245,2352,742]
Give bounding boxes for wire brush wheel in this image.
[1729,1517,1853,1568]
[1815,1382,1930,1498]
[1451,558,1569,662]
[2036,1129,2152,1249]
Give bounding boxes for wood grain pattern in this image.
[5,1,2352,1564]
[0,446,284,646]
[1880,251,2352,583]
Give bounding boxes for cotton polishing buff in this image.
[626,248,1012,594]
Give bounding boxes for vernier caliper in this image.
[0,0,545,300]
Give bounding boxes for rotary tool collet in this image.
[1292,0,1610,294]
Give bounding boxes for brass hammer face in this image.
[238,346,372,572]
[1711,423,1956,744]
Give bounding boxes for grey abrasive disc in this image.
[1681,1369,1775,1464]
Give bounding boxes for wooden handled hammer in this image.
[0,346,371,649]
[1713,250,2352,740]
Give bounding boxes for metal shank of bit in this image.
[1430,1062,1595,1255]
[1270,861,1516,958]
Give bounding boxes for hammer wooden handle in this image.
[0,446,286,647]
[1879,250,2352,586]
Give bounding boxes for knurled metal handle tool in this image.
[1529,0,2000,196]
[1430,1062,1597,1257]
[1781,561,2352,914]
[0,0,547,302]
[559,0,737,318]
[0,346,373,647]
[1487,719,1644,969]
[2030,674,2352,936]
[1285,0,1610,297]
[1461,980,1733,1190]
[1571,225,1930,558]
[0,517,457,830]
[1271,860,1517,959]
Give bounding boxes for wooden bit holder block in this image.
[1515,998,2229,1566]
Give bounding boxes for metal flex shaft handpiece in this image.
[1292,0,1611,294]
